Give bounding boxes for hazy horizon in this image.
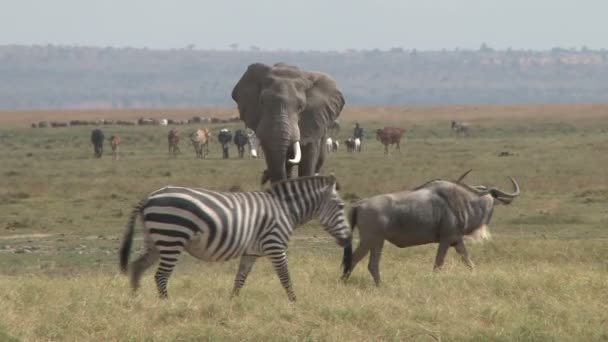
[1,0,605,51]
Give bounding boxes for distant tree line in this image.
[1,45,607,109]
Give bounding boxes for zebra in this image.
[451,120,470,135]
[119,175,352,302]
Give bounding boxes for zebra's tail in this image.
[119,198,146,274]
[342,205,358,276]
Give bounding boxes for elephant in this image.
[232,63,345,184]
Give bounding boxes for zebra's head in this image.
[318,176,352,248]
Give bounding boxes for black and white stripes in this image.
[119,175,352,301]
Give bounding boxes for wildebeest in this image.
[326,137,333,153]
[167,128,180,158]
[233,129,249,158]
[218,128,233,159]
[344,138,356,153]
[341,170,520,286]
[451,120,470,135]
[91,128,105,158]
[376,127,405,155]
[190,128,210,158]
[109,135,122,161]
[332,140,339,152]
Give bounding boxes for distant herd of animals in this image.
[87,120,470,161]
[94,62,511,302]
[30,115,242,128]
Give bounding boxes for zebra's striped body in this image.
[119,175,352,302]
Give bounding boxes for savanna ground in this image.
[0,104,607,341]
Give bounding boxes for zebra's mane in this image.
[266,175,336,193]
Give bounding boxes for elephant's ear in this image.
[299,71,345,145]
[231,63,271,130]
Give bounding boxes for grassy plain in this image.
[0,104,607,341]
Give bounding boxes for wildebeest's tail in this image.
[119,198,147,274]
[342,205,358,276]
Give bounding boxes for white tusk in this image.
[288,141,301,164]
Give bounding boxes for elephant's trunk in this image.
[288,141,301,164]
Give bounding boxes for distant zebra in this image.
[451,120,470,135]
[119,175,352,302]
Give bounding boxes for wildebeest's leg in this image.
[384,144,388,155]
[154,250,183,298]
[433,240,450,272]
[342,240,371,281]
[453,239,475,270]
[231,255,258,298]
[396,141,401,153]
[129,247,159,293]
[266,249,296,302]
[367,239,385,286]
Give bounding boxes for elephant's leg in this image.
[298,142,319,177]
[315,139,326,175]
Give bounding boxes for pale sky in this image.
[0,0,605,51]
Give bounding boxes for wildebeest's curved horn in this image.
[460,183,491,196]
[491,177,520,198]
[456,169,473,183]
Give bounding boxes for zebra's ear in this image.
[328,173,340,191]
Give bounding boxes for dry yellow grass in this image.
[0,105,607,341]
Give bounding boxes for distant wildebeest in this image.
[233,129,249,158]
[451,120,470,135]
[90,128,105,158]
[332,140,339,152]
[51,121,69,128]
[218,128,233,159]
[326,137,333,153]
[109,135,122,161]
[341,170,520,286]
[138,118,156,126]
[345,138,356,153]
[190,128,210,159]
[247,130,263,158]
[167,128,180,157]
[376,127,405,155]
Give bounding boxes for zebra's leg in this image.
[231,255,258,298]
[129,248,159,293]
[154,250,183,299]
[266,250,296,302]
